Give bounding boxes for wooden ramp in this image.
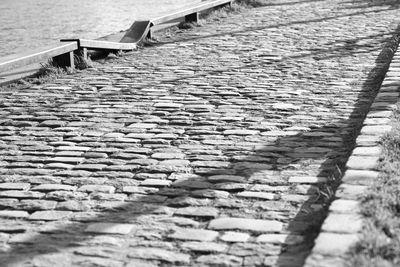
[63,0,233,58]
[0,42,78,85]
[0,0,234,84]
[0,42,77,74]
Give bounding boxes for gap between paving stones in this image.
[1,0,400,266]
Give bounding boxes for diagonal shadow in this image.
[1,3,400,267]
[145,6,398,49]
[340,0,400,10]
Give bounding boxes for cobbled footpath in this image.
[1,0,400,266]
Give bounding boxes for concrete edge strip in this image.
[304,35,400,266]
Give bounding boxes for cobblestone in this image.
[169,228,219,242]
[85,223,136,235]
[208,218,283,232]
[0,0,399,266]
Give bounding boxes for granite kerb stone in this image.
[304,38,400,266]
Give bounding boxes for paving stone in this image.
[125,260,159,267]
[0,183,30,190]
[342,170,379,185]
[181,241,228,253]
[85,223,136,235]
[174,207,219,218]
[237,191,277,200]
[288,176,328,184]
[74,164,108,171]
[154,102,184,109]
[78,185,115,193]
[223,129,259,135]
[158,217,200,228]
[122,186,158,194]
[312,233,359,255]
[305,254,348,267]
[346,156,380,170]
[140,179,172,187]
[32,184,77,191]
[0,198,19,209]
[360,125,392,135]
[195,254,243,266]
[352,146,382,156]
[0,190,45,199]
[321,213,363,233]
[56,200,92,211]
[73,258,123,267]
[128,248,190,264]
[355,135,380,146]
[207,175,246,183]
[47,157,84,163]
[46,163,74,169]
[17,199,57,211]
[363,117,391,125]
[335,184,368,200]
[169,228,219,241]
[151,152,185,159]
[209,218,283,232]
[272,103,301,111]
[329,199,360,213]
[191,189,230,199]
[0,210,29,218]
[220,232,250,243]
[56,146,91,151]
[256,234,304,245]
[158,159,190,167]
[31,253,72,267]
[29,210,72,221]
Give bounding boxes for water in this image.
[0,0,203,57]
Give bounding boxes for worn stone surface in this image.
[168,228,219,242]
[208,218,283,232]
[85,223,136,235]
[0,0,399,266]
[311,233,359,256]
[128,248,191,264]
[321,213,363,233]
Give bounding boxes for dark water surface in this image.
[0,0,202,57]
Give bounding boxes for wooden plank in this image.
[61,39,137,51]
[151,0,232,25]
[0,64,41,86]
[120,20,152,44]
[0,42,78,73]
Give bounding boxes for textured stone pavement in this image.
[1,0,400,266]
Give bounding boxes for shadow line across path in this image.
[0,0,400,266]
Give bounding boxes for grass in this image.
[26,60,71,85]
[348,106,400,267]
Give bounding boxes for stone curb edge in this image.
[304,36,400,266]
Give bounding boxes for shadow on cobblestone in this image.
[1,1,400,266]
[273,23,400,266]
[342,0,400,9]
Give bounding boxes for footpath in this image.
[0,0,400,266]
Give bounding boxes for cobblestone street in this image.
[0,0,400,266]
